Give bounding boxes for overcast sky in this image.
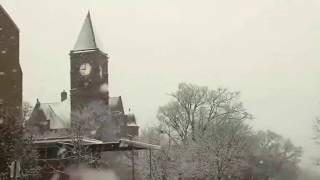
[2,0,320,169]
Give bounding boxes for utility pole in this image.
[132,146,135,180]
[149,149,152,180]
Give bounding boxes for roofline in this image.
[0,4,19,31]
[33,138,161,150]
[34,137,103,144]
[119,139,161,150]
[87,11,98,50]
[69,48,107,56]
[70,48,98,53]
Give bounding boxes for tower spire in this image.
[73,11,98,51]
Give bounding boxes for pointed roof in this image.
[0,4,19,31]
[109,96,124,113]
[73,11,99,51]
[28,99,71,129]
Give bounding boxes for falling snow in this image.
[90,130,96,135]
[57,147,66,156]
[99,66,102,78]
[40,121,49,126]
[99,83,108,93]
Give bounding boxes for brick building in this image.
[27,12,139,140]
[0,5,22,116]
[0,7,157,180]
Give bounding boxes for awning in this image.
[86,139,161,152]
[34,137,161,152]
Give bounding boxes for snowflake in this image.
[99,65,103,78]
[1,50,6,54]
[91,130,97,135]
[40,121,48,125]
[57,147,66,156]
[99,83,108,93]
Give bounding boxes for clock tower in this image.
[70,12,109,111]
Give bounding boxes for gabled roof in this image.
[109,96,124,113]
[29,99,71,129]
[73,11,99,51]
[126,113,138,126]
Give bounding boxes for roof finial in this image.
[35,98,40,108]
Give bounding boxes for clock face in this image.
[79,63,92,76]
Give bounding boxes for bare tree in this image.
[152,83,303,180]
[158,83,251,144]
[174,120,252,180]
[247,130,302,180]
[138,127,173,180]
[66,101,113,165]
[22,101,33,121]
[154,83,254,179]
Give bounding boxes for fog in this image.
[1,0,320,170]
[51,165,118,180]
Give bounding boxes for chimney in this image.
[61,90,67,102]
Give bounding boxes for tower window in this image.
[99,65,103,78]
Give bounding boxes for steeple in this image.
[73,11,99,51]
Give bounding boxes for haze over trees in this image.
[0,83,316,179]
[139,83,303,180]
